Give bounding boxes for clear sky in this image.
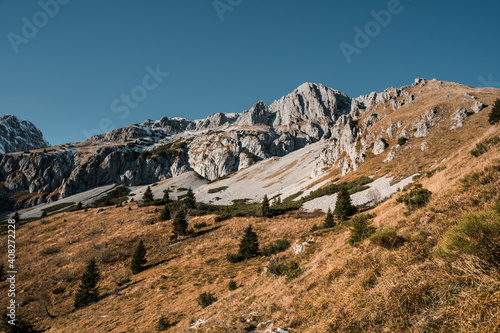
[1,0,499,145]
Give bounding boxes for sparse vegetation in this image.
[398,136,408,145]
[41,202,75,214]
[94,186,129,207]
[470,136,499,157]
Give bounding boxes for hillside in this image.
[1,92,499,332]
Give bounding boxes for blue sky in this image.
[0,0,499,145]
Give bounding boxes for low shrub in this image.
[198,292,216,308]
[228,280,237,291]
[193,222,207,229]
[268,261,302,282]
[52,286,65,295]
[435,205,500,268]
[396,184,431,210]
[261,239,291,256]
[226,253,244,263]
[157,315,172,331]
[370,227,405,249]
[398,137,408,145]
[208,186,228,194]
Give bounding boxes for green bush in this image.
[226,253,244,263]
[193,222,207,229]
[348,214,376,247]
[398,137,408,145]
[52,286,65,295]
[261,239,291,256]
[396,184,431,210]
[228,280,237,291]
[370,227,405,249]
[208,186,228,194]
[435,206,500,267]
[197,292,216,308]
[268,261,302,281]
[157,315,172,331]
[470,136,500,157]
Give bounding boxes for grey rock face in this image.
[372,138,388,155]
[235,101,270,126]
[0,115,50,154]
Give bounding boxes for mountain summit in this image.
[0,114,50,154]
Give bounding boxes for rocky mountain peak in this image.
[0,114,50,154]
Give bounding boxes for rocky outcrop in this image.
[235,101,270,126]
[372,138,388,155]
[0,115,50,154]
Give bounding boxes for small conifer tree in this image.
[12,211,20,222]
[488,98,500,125]
[261,195,270,217]
[323,208,335,228]
[162,189,171,204]
[74,258,100,308]
[238,225,259,259]
[184,188,196,209]
[142,186,154,203]
[75,202,82,210]
[334,186,356,221]
[131,240,147,274]
[159,204,171,221]
[172,210,188,236]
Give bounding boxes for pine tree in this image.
[159,204,171,221]
[334,186,356,221]
[131,240,147,274]
[184,188,196,209]
[75,201,82,210]
[12,211,20,222]
[172,210,188,236]
[488,98,500,125]
[142,186,154,203]
[238,225,259,259]
[162,189,171,204]
[261,195,270,217]
[323,208,335,228]
[74,259,100,308]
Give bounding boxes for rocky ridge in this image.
[0,79,493,211]
[0,115,50,154]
